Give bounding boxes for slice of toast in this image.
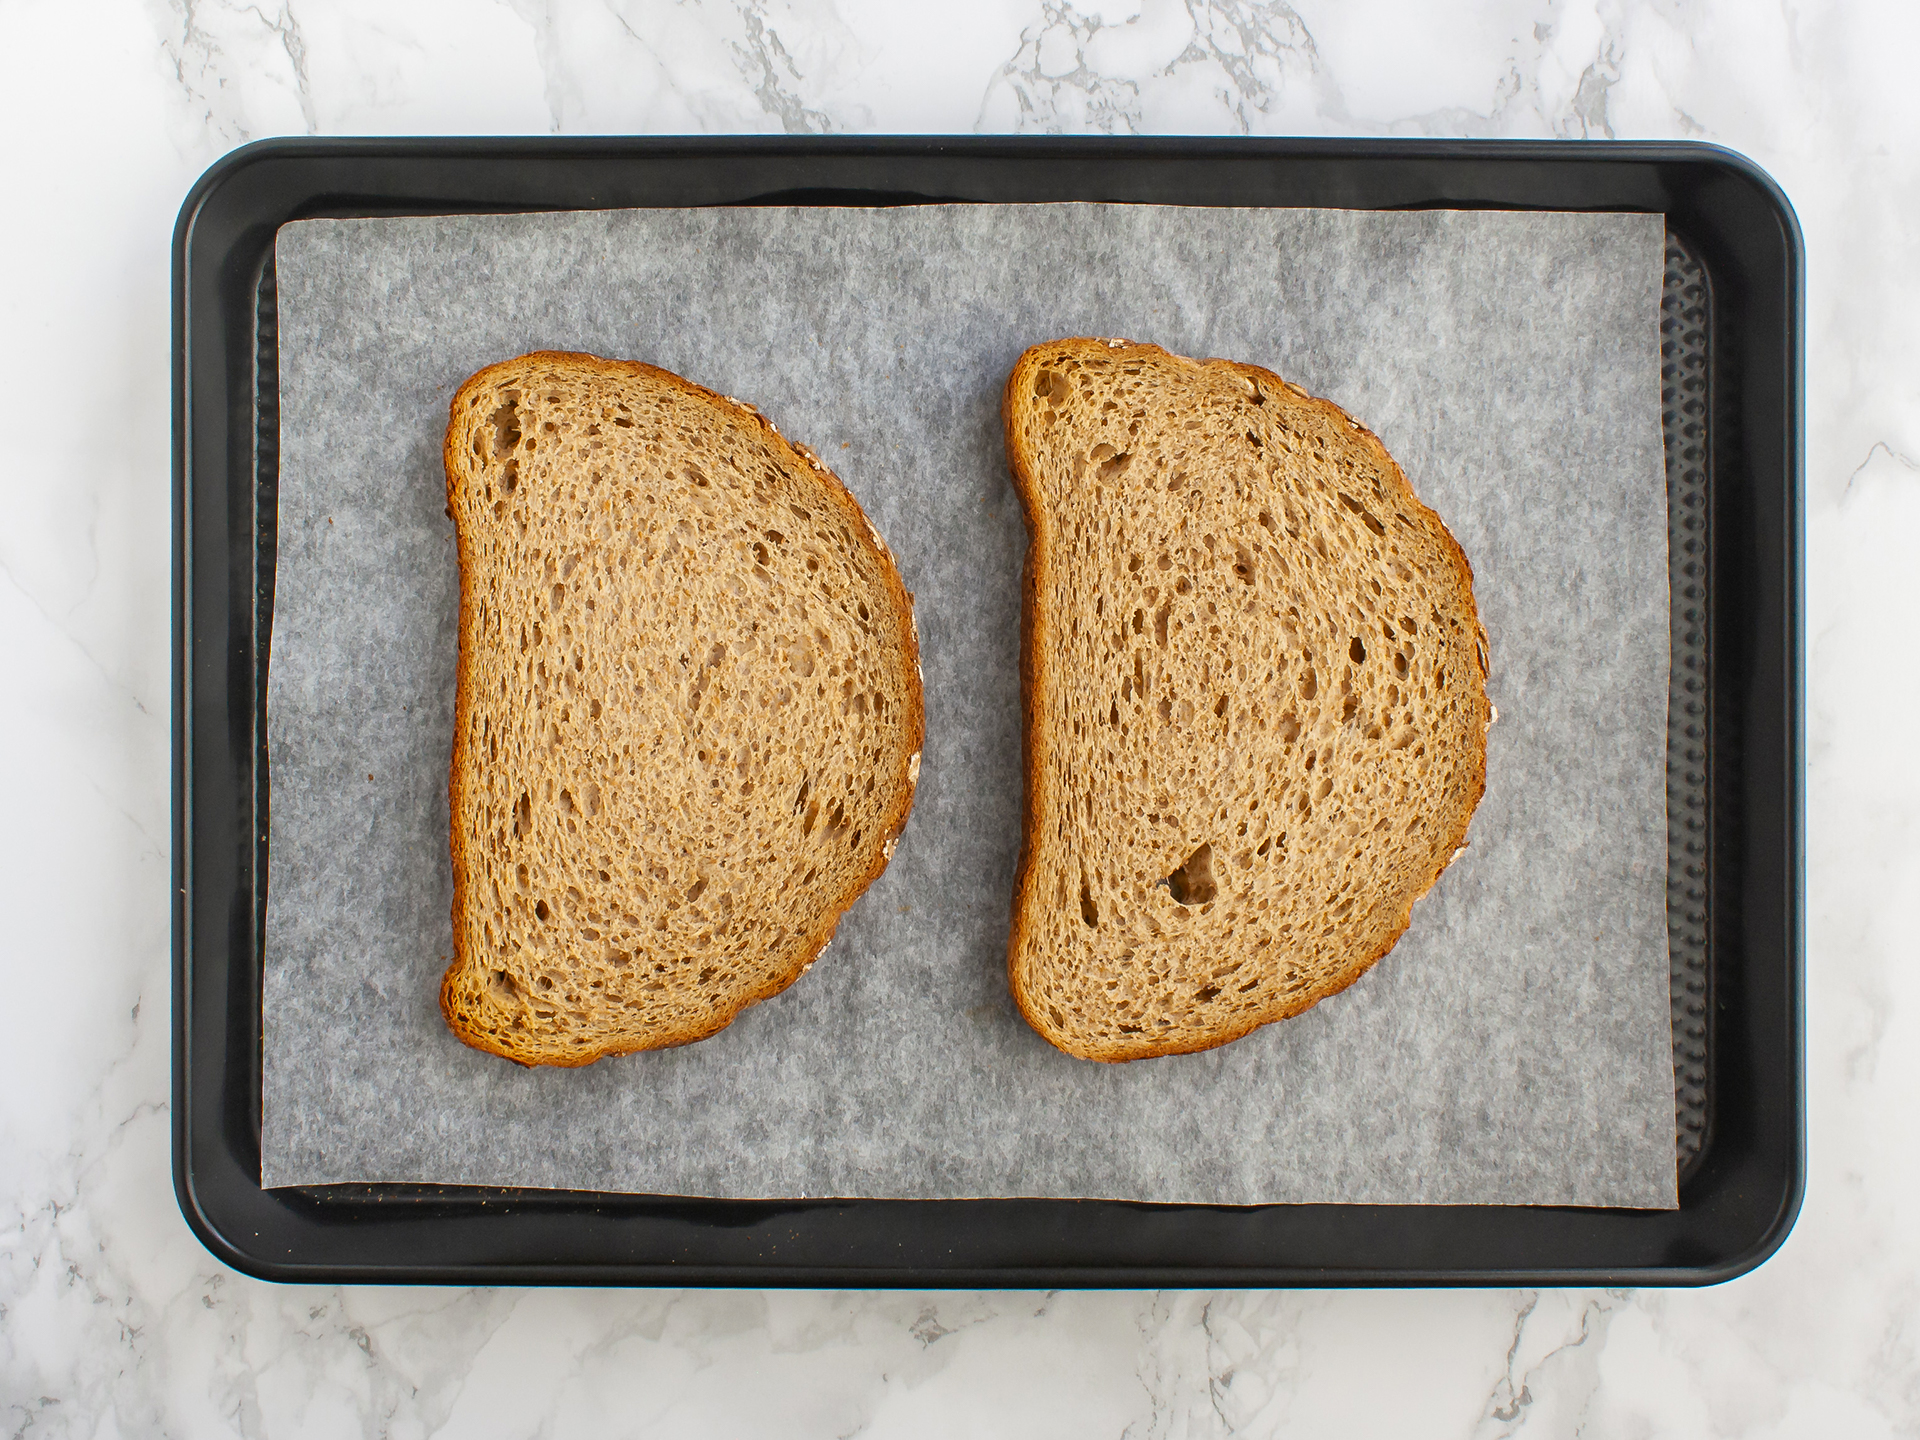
[1003,339,1490,1062]
[441,352,924,1066]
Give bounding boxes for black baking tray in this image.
[173,137,1802,1286]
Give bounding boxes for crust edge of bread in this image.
[440,351,925,1068]
[1001,337,1490,1064]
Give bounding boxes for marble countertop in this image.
[4,1,1915,1434]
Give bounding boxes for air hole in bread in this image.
[1337,491,1388,537]
[534,899,551,923]
[489,394,521,456]
[1166,844,1217,906]
[1299,668,1318,700]
[1350,636,1367,664]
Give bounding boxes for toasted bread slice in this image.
[1003,339,1489,1062]
[441,352,923,1066]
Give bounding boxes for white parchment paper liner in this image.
[263,205,1676,1207]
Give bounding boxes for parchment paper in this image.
[264,205,1676,1206]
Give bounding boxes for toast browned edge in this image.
[440,351,925,1067]
[1001,338,1490,1063]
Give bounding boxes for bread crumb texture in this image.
[1004,339,1489,1062]
[441,353,923,1066]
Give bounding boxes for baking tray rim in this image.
[172,134,1804,1287]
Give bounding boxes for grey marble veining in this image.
[5,2,1917,1436]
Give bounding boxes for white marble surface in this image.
[2,0,1915,1433]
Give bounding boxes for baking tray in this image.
[172,137,1802,1286]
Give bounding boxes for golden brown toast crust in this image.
[1003,339,1489,1062]
[442,352,924,1066]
